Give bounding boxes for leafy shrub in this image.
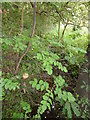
[2,27,88,119]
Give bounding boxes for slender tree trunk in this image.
[16,3,24,71]
[15,1,36,74]
[58,19,60,38]
[19,3,24,36]
[61,22,68,39]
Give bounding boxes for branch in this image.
[30,2,49,16]
[30,2,34,8]
[61,19,69,39]
[30,1,36,38]
[15,1,36,75]
[19,3,24,36]
[65,1,69,6]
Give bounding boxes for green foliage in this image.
[1,77,19,91]
[2,35,29,53]
[35,50,68,75]
[12,113,24,118]
[37,90,53,114]
[54,75,80,118]
[21,100,32,118]
[2,2,88,119]
[71,102,80,117]
[78,97,90,119]
[81,81,89,92]
[29,78,49,91]
[65,101,72,118]
[64,28,88,66]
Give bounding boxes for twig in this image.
[15,1,36,74]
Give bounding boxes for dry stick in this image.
[15,1,36,75]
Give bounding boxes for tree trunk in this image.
[58,19,60,38]
[61,22,68,39]
[15,1,36,74]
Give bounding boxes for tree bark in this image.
[15,1,36,75]
[61,20,68,39]
[19,3,24,36]
[58,19,60,38]
[16,3,24,72]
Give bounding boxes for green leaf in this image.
[71,102,80,117]
[68,92,75,102]
[36,84,40,90]
[44,82,49,89]
[46,65,52,75]
[13,113,24,118]
[58,89,62,99]
[41,85,45,91]
[65,101,72,118]
[45,93,50,97]
[29,81,33,85]
[37,53,42,60]
[41,105,47,113]
[5,80,12,89]
[63,67,68,73]
[43,95,48,101]
[81,85,85,89]
[48,98,52,105]
[50,92,54,99]
[62,91,67,101]
[0,71,2,76]
[54,61,57,66]
[58,76,65,86]
[34,78,37,85]
[32,83,36,88]
[46,89,51,93]
[39,80,43,85]
[47,103,51,111]
[49,58,54,64]
[58,62,62,69]
[13,87,16,91]
[41,100,47,105]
